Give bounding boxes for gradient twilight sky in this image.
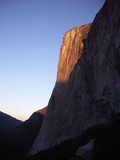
[0,0,105,120]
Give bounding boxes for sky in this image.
[0,0,105,121]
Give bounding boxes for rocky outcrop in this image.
[29,0,120,155]
[37,107,47,116]
[76,139,94,160]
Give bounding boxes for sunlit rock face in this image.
[29,0,120,155]
[57,25,91,82]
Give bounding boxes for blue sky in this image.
[0,0,105,120]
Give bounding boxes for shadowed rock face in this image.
[0,111,22,135]
[29,0,120,155]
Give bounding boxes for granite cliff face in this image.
[57,25,91,82]
[30,0,120,155]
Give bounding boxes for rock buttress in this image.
[29,0,120,155]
